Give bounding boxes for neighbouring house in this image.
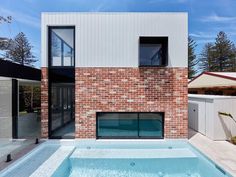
[189,72,236,96]
[41,12,188,139]
[0,60,41,139]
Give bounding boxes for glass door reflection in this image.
[50,83,75,138]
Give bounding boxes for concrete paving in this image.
[0,139,32,160]
[189,129,236,177]
[0,139,39,171]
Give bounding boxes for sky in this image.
[0,0,236,68]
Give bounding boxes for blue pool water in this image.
[51,141,232,177]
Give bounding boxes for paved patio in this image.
[189,129,236,176]
[0,139,32,160]
[0,139,39,171]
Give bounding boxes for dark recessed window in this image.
[49,27,75,67]
[139,37,168,66]
[97,112,164,139]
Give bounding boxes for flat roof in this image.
[42,12,188,15]
[0,60,41,81]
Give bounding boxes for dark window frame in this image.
[48,26,75,68]
[49,83,75,139]
[96,112,164,139]
[12,79,18,139]
[48,26,75,139]
[139,36,168,67]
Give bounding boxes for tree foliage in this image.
[199,31,236,72]
[198,43,214,72]
[188,36,198,78]
[0,16,12,53]
[1,18,37,66]
[6,32,37,66]
[214,31,236,71]
[0,16,11,24]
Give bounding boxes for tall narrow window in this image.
[48,26,75,139]
[50,27,75,67]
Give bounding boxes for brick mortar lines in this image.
[41,67,49,138]
[74,67,188,139]
[41,67,188,139]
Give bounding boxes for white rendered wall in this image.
[213,99,236,140]
[188,95,236,140]
[188,98,207,135]
[41,12,188,68]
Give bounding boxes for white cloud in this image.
[189,32,215,39]
[189,32,215,45]
[148,0,189,4]
[0,7,40,28]
[190,30,236,45]
[201,14,236,23]
[176,0,189,3]
[190,30,236,42]
[195,39,215,44]
[90,2,107,12]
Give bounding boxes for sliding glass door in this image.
[50,84,75,138]
[97,112,164,139]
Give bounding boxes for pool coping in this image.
[189,134,236,177]
[0,142,47,176]
[30,146,75,177]
[188,143,234,177]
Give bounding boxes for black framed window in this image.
[48,26,75,139]
[49,27,75,67]
[97,112,164,139]
[139,37,168,66]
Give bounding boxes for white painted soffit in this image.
[189,73,236,88]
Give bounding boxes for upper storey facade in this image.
[41,12,188,68]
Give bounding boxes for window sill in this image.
[138,65,168,67]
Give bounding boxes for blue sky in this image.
[0,0,236,68]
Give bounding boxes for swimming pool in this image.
[0,140,233,177]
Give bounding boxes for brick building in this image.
[41,12,188,139]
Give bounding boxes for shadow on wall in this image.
[219,113,233,140]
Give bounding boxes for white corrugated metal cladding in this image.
[41,12,188,67]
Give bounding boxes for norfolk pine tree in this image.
[6,32,37,66]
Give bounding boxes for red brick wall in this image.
[75,67,188,139]
[41,67,49,138]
